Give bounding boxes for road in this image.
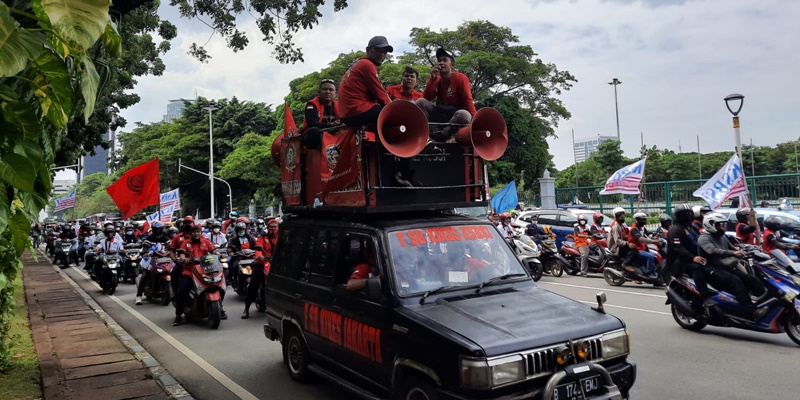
[59,257,798,400]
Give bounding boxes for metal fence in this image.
[550,173,800,217]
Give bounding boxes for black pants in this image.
[171,264,182,293]
[175,275,192,317]
[340,105,383,132]
[136,269,151,297]
[244,265,266,309]
[707,267,765,317]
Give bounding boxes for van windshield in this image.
[387,224,528,295]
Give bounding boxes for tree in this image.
[592,140,629,175]
[217,133,281,206]
[169,0,350,63]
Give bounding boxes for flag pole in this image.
[636,152,649,213]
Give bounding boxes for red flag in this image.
[321,126,360,192]
[106,158,160,219]
[284,103,299,138]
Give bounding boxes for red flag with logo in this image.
[284,103,299,138]
[321,126,360,192]
[106,158,160,219]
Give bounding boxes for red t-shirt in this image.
[338,57,390,119]
[170,233,190,250]
[179,237,215,276]
[386,84,423,101]
[349,263,373,280]
[423,72,477,115]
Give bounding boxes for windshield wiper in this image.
[476,273,527,294]
[420,286,457,305]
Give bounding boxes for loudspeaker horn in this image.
[377,100,430,157]
[454,107,508,161]
[271,136,282,167]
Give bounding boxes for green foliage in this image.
[0,0,115,370]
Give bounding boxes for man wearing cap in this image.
[386,66,423,102]
[418,48,477,142]
[302,79,340,150]
[338,36,393,131]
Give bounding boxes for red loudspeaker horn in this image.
[454,107,508,161]
[271,136,282,167]
[377,100,430,157]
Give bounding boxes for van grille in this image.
[523,337,603,377]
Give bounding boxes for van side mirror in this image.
[366,276,382,301]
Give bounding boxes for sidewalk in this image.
[22,250,174,400]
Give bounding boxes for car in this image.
[263,211,636,400]
[515,209,612,248]
[714,208,800,237]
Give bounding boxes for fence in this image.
[551,173,800,217]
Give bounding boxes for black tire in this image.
[284,327,311,382]
[671,304,706,331]
[161,282,172,306]
[208,300,221,329]
[528,262,543,282]
[603,269,625,286]
[397,375,438,400]
[550,260,564,277]
[566,259,579,275]
[107,274,118,296]
[784,310,800,346]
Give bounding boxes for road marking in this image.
[70,266,259,400]
[540,281,668,299]
[578,300,671,316]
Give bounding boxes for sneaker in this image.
[580,272,588,277]
[135,296,142,305]
[172,316,182,326]
[220,310,228,320]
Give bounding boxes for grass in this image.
[0,274,43,400]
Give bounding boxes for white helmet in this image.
[702,212,727,233]
[612,207,626,218]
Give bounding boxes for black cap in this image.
[367,36,393,52]
[436,48,455,62]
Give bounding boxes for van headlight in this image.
[459,355,525,389]
[601,329,630,359]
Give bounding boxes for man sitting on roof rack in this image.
[416,48,477,142]
[302,79,340,150]
[338,36,393,132]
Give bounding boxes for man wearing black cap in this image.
[418,48,477,141]
[339,36,393,131]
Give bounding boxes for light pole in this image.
[724,93,744,160]
[178,158,233,216]
[608,78,622,142]
[203,106,217,218]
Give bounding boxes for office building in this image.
[573,135,617,163]
[53,178,76,196]
[163,98,195,123]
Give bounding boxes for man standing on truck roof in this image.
[338,36,393,132]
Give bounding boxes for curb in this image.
[39,248,193,400]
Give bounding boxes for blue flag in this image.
[490,181,518,213]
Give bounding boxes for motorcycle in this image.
[54,238,77,269]
[560,238,610,276]
[234,249,257,296]
[122,243,143,284]
[174,252,226,329]
[666,246,800,346]
[507,236,543,281]
[216,245,230,284]
[534,237,567,277]
[603,238,665,287]
[98,253,120,295]
[140,243,173,306]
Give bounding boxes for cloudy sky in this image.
[118,0,800,172]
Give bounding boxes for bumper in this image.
[437,360,636,400]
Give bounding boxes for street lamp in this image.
[608,78,622,142]
[203,105,218,218]
[724,93,744,160]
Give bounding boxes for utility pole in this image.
[608,78,622,142]
[697,135,701,178]
[571,129,578,187]
[203,106,218,219]
[750,138,755,177]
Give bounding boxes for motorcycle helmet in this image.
[658,213,672,228]
[612,207,626,218]
[735,208,752,223]
[103,226,115,236]
[692,205,711,219]
[257,218,265,226]
[235,222,247,230]
[764,216,782,232]
[577,214,588,225]
[229,211,239,219]
[633,212,648,226]
[592,212,604,224]
[702,212,728,234]
[182,215,195,224]
[151,221,164,234]
[131,221,139,229]
[673,204,694,224]
[499,212,510,221]
[206,218,215,228]
[166,226,179,237]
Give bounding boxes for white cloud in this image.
[119,0,800,171]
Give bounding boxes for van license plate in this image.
[553,376,600,400]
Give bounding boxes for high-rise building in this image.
[163,98,195,123]
[82,143,109,177]
[573,135,617,163]
[53,178,76,195]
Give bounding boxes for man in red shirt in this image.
[386,67,423,102]
[174,225,222,325]
[302,79,340,150]
[338,36,393,131]
[418,48,477,142]
[169,216,195,295]
[242,219,279,318]
[346,245,378,292]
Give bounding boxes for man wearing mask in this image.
[667,204,709,298]
[222,211,238,237]
[170,216,195,295]
[93,226,123,280]
[123,225,139,245]
[386,67,423,101]
[607,207,633,263]
[338,36,393,131]
[628,212,659,278]
[302,79,340,150]
[174,225,225,325]
[227,222,256,285]
[417,48,477,142]
[135,222,169,305]
[204,221,228,247]
[698,212,767,320]
[242,219,279,319]
[573,215,591,276]
[690,205,711,237]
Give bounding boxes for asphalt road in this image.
[58,256,798,400]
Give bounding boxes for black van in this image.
[264,212,636,400]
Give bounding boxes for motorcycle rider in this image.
[174,225,226,325]
[202,218,215,235]
[222,211,238,237]
[123,225,139,244]
[204,221,228,246]
[667,204,709,297]
[496,213,515,238]
[573,215,591,276]
[169,216,195,295]
[762,216,799,255]
[227,222,256,284]
[94,226,124,280]
[134,222,170,305]
[242,219,278,319]
[166,226,179,240]
[655,214,672,239]
[698,212,768,320]
[589,213,607,240]
[608,207,633,263]
[255,218,266,236]
[691,205,712,237]
[83,227,102,272]
[525,214,546,240]
[628,212,659,278]
[735,208,759,245]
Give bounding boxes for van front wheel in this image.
[397,376,438,400]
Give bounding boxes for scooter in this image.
[216,245,230,284]
[507,236,543,281]
[560,239,610,276]
[98,252,120,295]
[602,241,664,287]
[666,246,800,346]
[140,243,173,306]
[234,249,257,296]
[174,252,226,329]
[535,237,567,277]
[122,243,143,284]
[55,238,76,269]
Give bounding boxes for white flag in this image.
[160,189,180,209]
[599,158,647,195]
[693,154,749,209]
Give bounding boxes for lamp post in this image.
[723,93,744,160]
[203,106,217,218]
[608,78,622,142]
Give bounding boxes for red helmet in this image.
[500,212,511,220]
[183,215,195,223]
[592,212,604,224]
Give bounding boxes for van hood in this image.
[408,287,624,357]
